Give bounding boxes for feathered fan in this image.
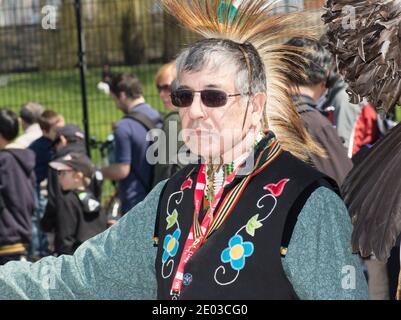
[323,0,401,115]
[323,0,401,262]
[160,0,325,162]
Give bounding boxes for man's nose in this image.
[188,92,207,120]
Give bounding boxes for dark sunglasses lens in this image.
[171,90,194,108]
[201,90,228,107]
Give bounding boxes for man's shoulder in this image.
[114,118,145,141]
[117,104,162,132]
[134,103,163,124]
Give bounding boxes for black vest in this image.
[155,142,337,300]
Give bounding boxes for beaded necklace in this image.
[205,131,265,204]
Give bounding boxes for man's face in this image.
[111,92,126,112]
[178,66,257,161]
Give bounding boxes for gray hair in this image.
[19,102,45,125]
[175,38,267,97]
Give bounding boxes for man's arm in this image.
[282,187,369,300]
[0,180,167,300]
[101,122,131,181]
[101,163,130,181]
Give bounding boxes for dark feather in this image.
[342,123,401,261]
[323,0,401,115]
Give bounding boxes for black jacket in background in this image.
[0,148,35,246]
[53,190,107,255]
[41,142,88,232]
[294,94,353,186]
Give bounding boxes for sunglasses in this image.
[171,89,243,108]
[157,84,171,93]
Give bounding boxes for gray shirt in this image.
[0,181,368,300]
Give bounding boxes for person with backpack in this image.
[102,74,162,214]
[0,108,35,265]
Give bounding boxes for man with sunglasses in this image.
[0,38,367,300]
[0,1,367,300]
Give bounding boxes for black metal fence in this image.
[0,0,200,160]
[0,0,324,161]
[0,0,325,200]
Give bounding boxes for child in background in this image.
[48,152,107,256]
[28,111,65,260]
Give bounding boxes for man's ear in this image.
[251,92,267,127]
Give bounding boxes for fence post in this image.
[74,0,91,157]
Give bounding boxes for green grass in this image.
[0,64,164,143]
[0,64,165,201]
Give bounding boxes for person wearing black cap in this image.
[48,152,107,255]
[52,124,85,153]
[41,125,103,250]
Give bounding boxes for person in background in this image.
[349,101,379,157]
[28,111,65,260]
[101,74,162,214]
[40,125,90,251]
[0,108,35,265]
[286,37,353,186]
[152,61,186,186]
[15,102,44,148]
[48,152,107,255]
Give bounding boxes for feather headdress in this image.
[160,0,325,161]
[323,0,401,261]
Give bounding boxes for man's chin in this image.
[188,147,222,163]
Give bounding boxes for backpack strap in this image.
[124,111,159,131]
[123,111,161,193]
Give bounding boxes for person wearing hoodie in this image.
[0,108,36,265]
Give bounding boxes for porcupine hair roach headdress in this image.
[160,0,325,162]
[323,0,401,262]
